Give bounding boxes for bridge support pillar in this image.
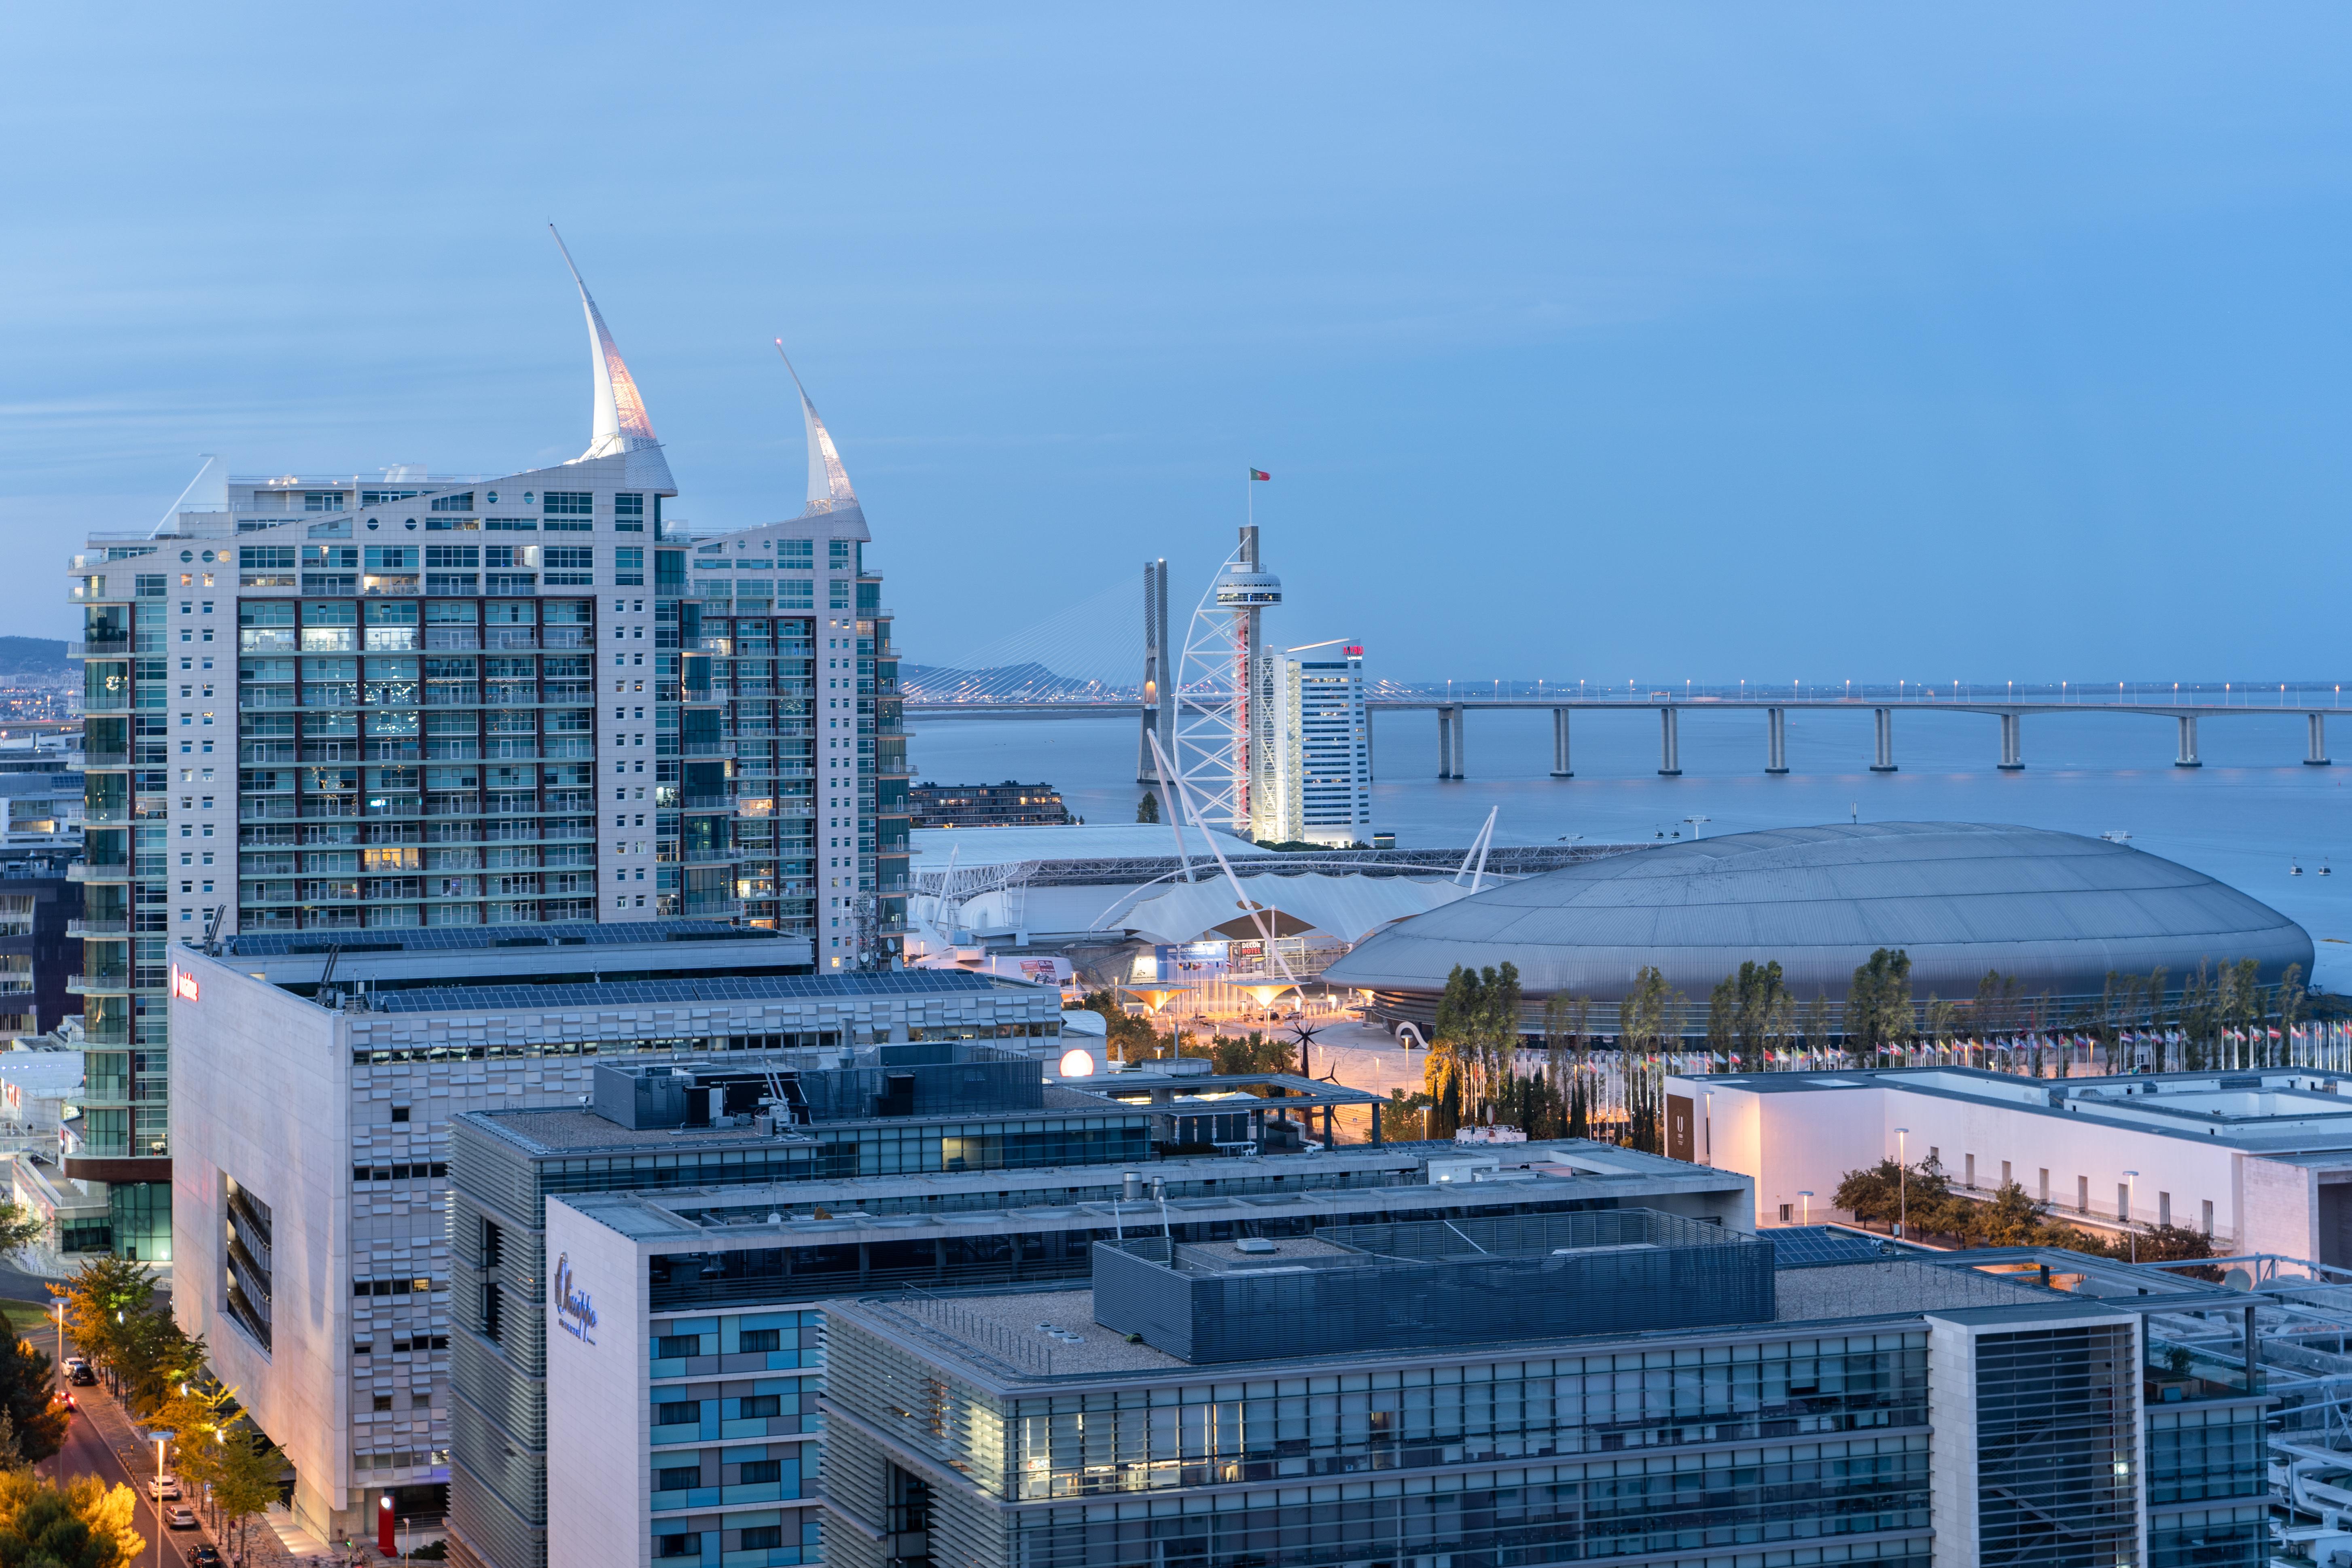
[1870,708,1896,772]
[1658,707,1682,776]
[1550,708,1573,778]
[1438,705,1464,780]
[1766,707,1788,773]
[2309,712,2331,766]
[1998,712,2024,771]
[2175,715,2201,768]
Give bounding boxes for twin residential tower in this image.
[66,245,911,1262]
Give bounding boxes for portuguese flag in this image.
[1249,468,1271,481]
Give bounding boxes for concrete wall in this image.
[171,948,352,1540]
[544,1199,646,1568]
[1670,1075,2251,1243]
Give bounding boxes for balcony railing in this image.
[66,918,128,938]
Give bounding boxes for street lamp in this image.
[50,1300,61,1398]
[1894,1128,1910,1237]
[1683,816,1710,840]
[1798,1191,1814,1225]
[153,1433,167,1568]
[2123,1170,2140,1263]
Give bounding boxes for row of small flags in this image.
[1534,1019,2349,1073]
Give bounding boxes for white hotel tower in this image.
[65,248,909,1264]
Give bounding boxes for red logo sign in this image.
[171,968,199,1003]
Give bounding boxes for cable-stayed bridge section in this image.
[902,562,2345,775]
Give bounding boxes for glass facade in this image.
[656,545,905,957]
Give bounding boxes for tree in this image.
[1845,949,1914,1063]
[0,1202,42,1264]
[206,1416,286,1564]
[0,1469,144,1568]
[1422,1039,1464,1140]
[1136,791,1160,825]
[0,1312,66,1465]
[50,1257,158,1396]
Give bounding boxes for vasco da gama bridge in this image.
[903,559,2347,777]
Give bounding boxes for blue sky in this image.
[5,6,2350,683]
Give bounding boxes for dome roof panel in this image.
[1324,822,2310,1002]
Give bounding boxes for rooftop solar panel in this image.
[365,969,1019,1013]
[226,920,786,958]
[1766,1226,1907,1267]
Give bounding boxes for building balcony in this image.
[66,864,129,884]
[65,975,131,996]
[66,918,128,938]
[679,742,735,758]
[682,847,744,864]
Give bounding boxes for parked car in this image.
[165,1506,197,1530]
[60,1356,86,1374]
[146,1475,180,1501]
[189,1547,222,1567]
[68,1366,95,1386]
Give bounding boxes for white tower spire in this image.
[549,225,674,490]
[774,341,858,514]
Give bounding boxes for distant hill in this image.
[0,639,68,675]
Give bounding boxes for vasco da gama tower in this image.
[64,236,911,1261]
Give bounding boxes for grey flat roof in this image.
[836,1255,2072,1387]
[538,1139,1748,1244]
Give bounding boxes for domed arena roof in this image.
[1323,822,2312,1003]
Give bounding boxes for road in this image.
[28,1326,203,1568]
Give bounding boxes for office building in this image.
[1667,1064,2352,1260]
[819,1215,2281,1568]
[509,1130,1746,1568]
[167,926,1055,1548]
[70,252,909,1264]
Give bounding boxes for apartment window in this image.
[304,492,344,512]
[654,1334,700,1359]
[543,490,593,516]
[615,547,645,586]
[2077,1175,2089,1214]
[615,493,645,530]
[428,492,475,512]
[389,1105,410,1123]
[2118,1184,2131,1223]
[655,1466,698,1493]
[1778,1204,1791,1223]
[544,546,594,585]
[655,1536,699,1560]
[1964,1154,1975,1188]
[656,1401,698,1426]
[481,1216,503,1268]
[2203,1199,2214,1235]
[2038,1168,2050,1203]
[2159,1191,2172,1227]
[739,1329,781,1353]
[2000,1160,2012,1189]
[737,1460,782,1485]
[738,1394,781,1419]
[373,1394,392,1412]
[739,1528,783,1551]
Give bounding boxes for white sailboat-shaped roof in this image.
[775,342,861,525]
[550,225,676,493]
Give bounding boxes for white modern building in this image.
[167,925,1060,1547]
[1667,1064,2352,1261]
[69,240,909,1265]
[1276,638,1372,847]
